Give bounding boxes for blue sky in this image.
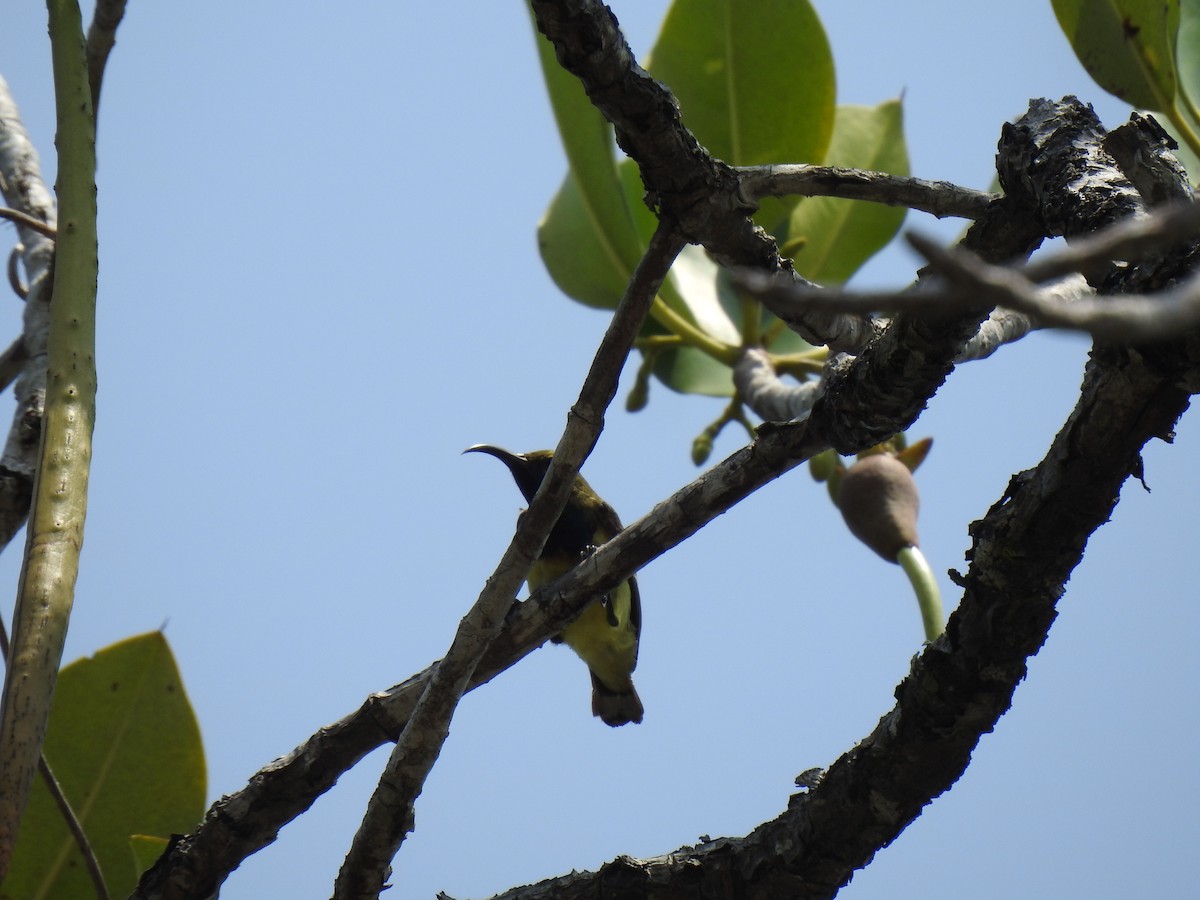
[2,2,1198,898]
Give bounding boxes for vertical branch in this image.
[85,0,129,120]
[331,224,686,899]
[0,0,98,876]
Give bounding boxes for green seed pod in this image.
[808,448,841,483]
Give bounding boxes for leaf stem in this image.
[649,297,739,365]
[896,546,943,641]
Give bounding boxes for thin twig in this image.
[1020,199,1200,283]
[0,338,28,393]
[37,756,109,900]
[736,164,997,220]
[0,619,109,900]
[0,207,56,239]
[6,246,26,299]
[528,0,875,353]
[911,233,1200,342]
[733,198,1200,343]
[331,224,687,899]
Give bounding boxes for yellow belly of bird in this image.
[560,582,638,693]
[530,560,637,694]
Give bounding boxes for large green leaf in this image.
[531,3,645,309]
[785,101,909,287]
[645,0,835,168]
[535,0,859,400]
[646,0,835,234]
[2,632,205,900]
[1053,0,1180,111]
[538,170,632,309]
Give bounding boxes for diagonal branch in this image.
[85,0,129,120]
[337,225,686,898]
[734,199,1200,346]
[466,97,1200,900]
[131,184,1046,900]
[528,0,876,353]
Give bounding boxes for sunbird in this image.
[466,445,644,726]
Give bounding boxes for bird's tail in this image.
[590,672,644,727]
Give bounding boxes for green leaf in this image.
[654,343,736,396]
[531,3,645,308]
[645,0,835,168]
[645,0,835,233]
[1052,0,1181,111]
[764,101,908,356]
[2,632,206,900]
[1175,0,1200,129]
[650,243,743,396]
[534,0,843,399]
[784,101,909,286]
[538,171,632,310]
[129,834,169,880]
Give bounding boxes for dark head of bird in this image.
[463,445,553,503]
[465,444,606,559]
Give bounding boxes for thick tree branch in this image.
[131,34,1192,900]
[131,152,1049,900]
[85,0,128,119]
[464,97,1200,900]
[528,0,876,353]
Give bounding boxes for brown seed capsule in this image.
[836,453,920,562]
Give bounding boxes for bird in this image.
[465,445,643,726]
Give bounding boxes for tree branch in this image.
[528,0,877,353]
[736,164,996,220]
[0,207,57,239]
[734,196,1200,347]
[330,224,686,898]
[130,174,1046,900]
[462,97,1200,900]
[85,0,128,120]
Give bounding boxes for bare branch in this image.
[1020,199,1200,283]
[912,232,1200,342]
[467,97,1200,900]
[528,0,875,353]
[733,200,1200,347]
[737,164,996,219]
[0,338,28,393]
[132,185,1044,899]
[331,224,687,898]
[0,207,56,239]
[1103,112,1193,207]
[85,0,128,119]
